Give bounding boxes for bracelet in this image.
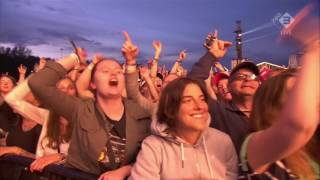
[70,53,80,64]
[125,64,137,73]
[153,58,159,62]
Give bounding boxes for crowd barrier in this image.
[0,155,98,180]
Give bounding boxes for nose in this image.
[192,99,203,110]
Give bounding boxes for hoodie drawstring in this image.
[180,143,185,168]
[203,136,214,179]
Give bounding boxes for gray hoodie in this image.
[129,115,238,180]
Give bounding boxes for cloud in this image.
[0,0,311,68]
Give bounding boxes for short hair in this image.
[157,78,208,128]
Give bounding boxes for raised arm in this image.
[150,40,162,81]
[17,64,27,84]
[204,69,217,100]
[247,41,320,172]
[67,62,81,82]
[188,30,232,80]
[75,54,103,99]
[28,49,86,121]
[122,31,156,112]
[140,67,159,101]
[170,50,186,75]
[4,79,48,125]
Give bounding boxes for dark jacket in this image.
[28,61,151,175]
[188,52,250,153]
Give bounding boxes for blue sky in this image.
[0,0,317,69]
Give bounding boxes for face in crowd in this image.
[217,78,232,101]
[56,78,77,97]
[158,78,209,134]
[0,75,16,95]
[154,76,163,93]
[90,59,125,99]
[177,83,209,132]
[228,69,260,98]
[55,77,77,136]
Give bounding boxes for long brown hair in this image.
[250,69,318,179]
[42,77,76,150]
[44,112,73,149]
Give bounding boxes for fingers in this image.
[122,31,132,43]
[30,158,50,172]
[30,159,42,172]
[223,41,232,48]
[153,40,162,47]
[218,40,224,50]
[213,29,218,39]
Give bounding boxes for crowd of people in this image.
[0,27,319,180]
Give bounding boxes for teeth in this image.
[191,114,203,118]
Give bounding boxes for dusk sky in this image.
[0,0,318,69]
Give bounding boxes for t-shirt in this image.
[98,112,126,172]
[6,118,42,153]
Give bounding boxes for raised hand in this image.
[92,54,105,65]
[152,40,162,59]
[140,66,151,80]
[176,66,184,77]
[177,50,187,62]
[205,30,232,59]
[122,31,139,65]
[18,64,27,75]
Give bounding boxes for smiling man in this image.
[188,32,261,153]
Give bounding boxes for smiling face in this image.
[91,59,125,99]
[228,69,260,97]
[176,83,209,132]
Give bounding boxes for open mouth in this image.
[109,79,118,86]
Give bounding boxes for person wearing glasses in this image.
[189,48,261,154]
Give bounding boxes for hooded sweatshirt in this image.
[129,115,238,180]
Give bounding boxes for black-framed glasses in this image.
[230,73,259,81]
